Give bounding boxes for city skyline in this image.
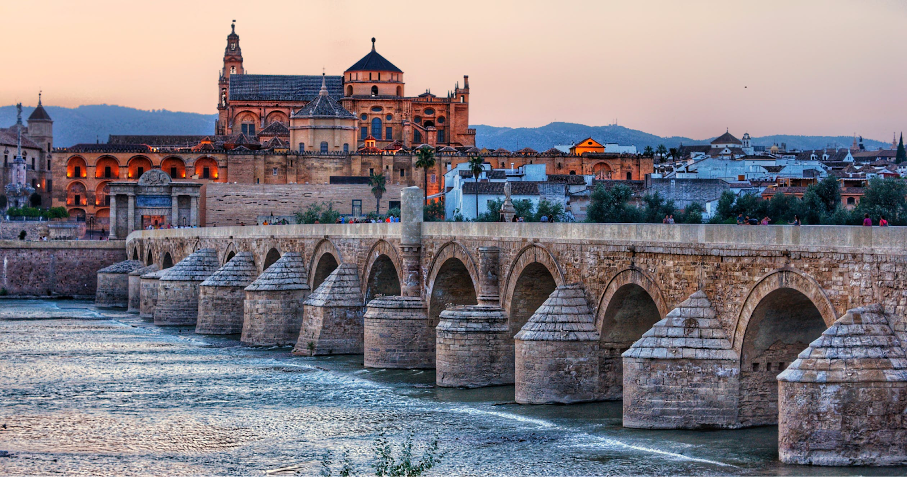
[1,0,905,142]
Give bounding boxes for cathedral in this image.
[216,22,475,150]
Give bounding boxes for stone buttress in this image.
[364,187,432,368]
[777,305,906,466]
[293,263,365,356]
[242,252,310,346]
[95,260,145,307]
[514,283,600,404]
[154,248,220,326]
[436,246,513,387]
[127,264,158,314]
[139,269,165,319]
[195,252,258,334]
[622,290,739,429]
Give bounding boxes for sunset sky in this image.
[1,0,905,141]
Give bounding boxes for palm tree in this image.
[369,172,386,215]
[468,155,485,219]
[643,145,654,158]
[655,144,668,162]
[415,145,436,201]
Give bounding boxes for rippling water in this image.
[0,300,904,476]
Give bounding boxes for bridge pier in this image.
[154,248,220,326]
[195,252,257,335]
[127,264,157,314]
[436,246,513,387]
[778,305,907,466]
[95,260,145,308]
[242,252,310,346]
[364,187,433,368]
[139,269,164,319]
[622,291,740,429]
[515,284,600,404]
[294,263,365,356]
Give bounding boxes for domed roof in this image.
[711,130,742,145]
[245,252,309,291]
[28,93,52,122]
[514,283,599,342]
[159,248,220,282]
[200,252,258,288]
[292,75,356,119]
[346,38,402,73]
[304,264,364,307]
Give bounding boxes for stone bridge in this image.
[112,188,906,466]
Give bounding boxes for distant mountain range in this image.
[0,104,891,152]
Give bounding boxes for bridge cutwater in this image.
[99,187,906,467]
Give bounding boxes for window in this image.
[343,143,349,153]
[460,95,464,103]
[437,130,444,142]
[385,114,393,121]
[847,197,855,205]
[430,174,436,184]
[371,106,383,112]
[230,66,236,74]
[569,170,576,175]
[75,166,82,177]
[320,141,329,153]
[371,118,383,140]
[272,167,278,176]
[386,126,392,140]
[170,167,177,179]
[203,167,211,179]
[352,199,362,217]
[424,108,435,115]
[32,158,35,169]
[399,168,405,177]
[626,172,632,180]
[361,126,368,139]
[47,142,51,152]
[388,200,400,210]
[241,123,255,135]
[371,85,379,96]
[369,168,374,176]
[414,130,421,143]
[437,116,445,124]
[136,166,144,177]
[360,113,367,120]
[47,159,51,170]
[299,142,304,153]
[104,166,112,178]
[256,178,259,184]
[75,194,82,206]
[378,72,381,81]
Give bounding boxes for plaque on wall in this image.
[136,195,172,208]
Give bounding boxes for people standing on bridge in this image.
[668,214,675,224]
[880,215,889,227]
[737,213,745,225]
[761,216,771,225]
[790,215,801,226]
[863,213,872,226]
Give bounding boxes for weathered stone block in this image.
[436,304,512,388]
[364,296,433,369]
[95,260,144,308]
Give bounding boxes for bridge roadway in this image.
[113,191,905,465]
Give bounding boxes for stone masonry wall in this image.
[205,183,406,226]
[0,240,125,297]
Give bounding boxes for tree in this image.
[423,198,445,222]
[655,144,668,162]
[369,172,386,215]
[714,190,737,221]
[897,133,906,164]
[29,192,42,207]
[643,146,654,158]
[414,146,436,201]
[811,175,842,215]
[679,202,704,224]
[467,155,484,218]
[586,183,640,223]
[858,177,908,225]
[668,147,680,162]
[534,198,564,222]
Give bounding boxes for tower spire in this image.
[38,90,42,106]
[319,71,328,96]
[371,37,376,51]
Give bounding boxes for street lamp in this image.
[88,216,95,240]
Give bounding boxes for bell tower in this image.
[217,20,243,135]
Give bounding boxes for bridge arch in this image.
[162,252,174,269]
[309,239,342,290]
[502,244,565,335]
[222,242,238,265]
[362,240,402,301]
[146,248,154,266]
[595,267,669,399]
[426,241,480,329]
[733,267,836,427]
[131,246,140,261]
[262,247,282,271]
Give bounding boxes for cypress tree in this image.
[896,132,906,164]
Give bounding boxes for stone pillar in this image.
[436,305,512,387]
[171,193,179,227]
[95,260,144,308]
[139,269,164,320]
[154,248,220,326]
[476,246,500,306]
[108,194,118,239]
[126,193,135,236]
[242,252,310,346]
[777,305,906,466]
[293,264,365,356]
[195,252,258,335]
[364,296,433,368]
[514,283,600,404]
[190,196,199,227]
[622,291,739,429]
[128,264,158,314]
[400,186,423,297]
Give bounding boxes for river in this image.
[0,300,904,476]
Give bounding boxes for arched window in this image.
[320,141,329,153]
[846,197,855,205]
[371,118,383,140]
[414,130,422,143]
[343,143,349,153]
[346,85,353,96]
[396,86,402,96]
[371,85,379,96]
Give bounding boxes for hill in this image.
[472,122,890,152]
[0,104,217,147]
[0,104,890,151]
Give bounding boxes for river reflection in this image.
[0,300,904,476]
